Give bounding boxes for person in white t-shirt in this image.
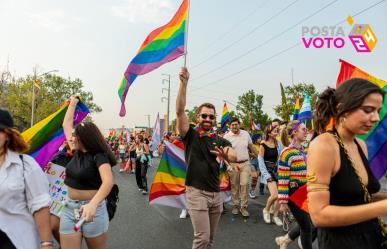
[224,118,259,218]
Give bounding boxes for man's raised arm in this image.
[176,67,190,137]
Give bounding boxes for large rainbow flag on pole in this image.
[221,102,231,132]
[118,0,189,116]
[149,141,231,208]
[337,59,387,180]
[22,101,89,169]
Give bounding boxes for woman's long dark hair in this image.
[74,122,117,165]
[314,78,385,134]
[263,124,278,146]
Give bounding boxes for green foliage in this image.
[274,83,317,121]
[185,106,198,124]
[236,90,270,130]
[0,72,101,131]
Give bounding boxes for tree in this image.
[236,90,270,131]
[274,83,318,122]
[185,106,198,124]
[1,72,102,131]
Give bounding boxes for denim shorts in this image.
[250,158,259,170]
[60,198,109,238]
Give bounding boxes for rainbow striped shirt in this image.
[278,147,307,204]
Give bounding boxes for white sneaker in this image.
[273,216,283,226]
[275,234,292,249]
[119,169,124,172]
[249,190,257,199]
[179,209,188,219]
[297,236,303,249]
[263,208,271,224]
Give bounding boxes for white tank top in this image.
[136,146,144,157]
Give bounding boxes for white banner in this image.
[45,163,68,217]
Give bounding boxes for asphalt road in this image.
[105,158,302,249]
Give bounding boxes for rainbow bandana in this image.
[194,126,216,138]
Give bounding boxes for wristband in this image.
[40,241,53,247]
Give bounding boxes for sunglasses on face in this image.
[200,114,215,120]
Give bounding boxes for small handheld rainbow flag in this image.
[292,97,301,120]
[221,102,231,132]
[22,101,89,169]
[118,0,189,116]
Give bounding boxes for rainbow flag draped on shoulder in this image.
[149,141,231,209]
[337,59,387,180]
[22,101,89,169]
[149,141,187,208]
[118,0,189,116]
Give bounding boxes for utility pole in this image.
[145,114,151,129]
[161,74,171,132]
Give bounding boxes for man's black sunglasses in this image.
[200,114,215,120]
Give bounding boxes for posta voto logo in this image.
[301,16,378,52]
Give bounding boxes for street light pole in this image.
[30,68,59,127]
[31,68,37,127]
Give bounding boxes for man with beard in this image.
[176,67,237,249]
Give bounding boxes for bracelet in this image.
[40,241,54,247]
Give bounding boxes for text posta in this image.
[301,26,346,49]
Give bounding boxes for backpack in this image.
[106,184,119,221]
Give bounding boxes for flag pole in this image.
[183,0,190,67]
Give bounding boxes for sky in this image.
[0,0,386,133]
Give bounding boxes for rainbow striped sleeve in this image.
[278,148,292,204]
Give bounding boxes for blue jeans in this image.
[60,198,109,238]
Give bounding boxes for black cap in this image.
[0,109,14,129]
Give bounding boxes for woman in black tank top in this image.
[258,124,283,226]
[308,79,387,249]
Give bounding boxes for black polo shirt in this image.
[182,127,232,192]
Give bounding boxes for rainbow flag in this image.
[289,184,308,213]
[22,101,89,169]
[221,102,231,132]
[118,0,189,116]
[298,92,312,121]
[149,141,231,209]
[337,59,387,180]
[292,97,301,120]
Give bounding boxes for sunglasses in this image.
[200,114,215,120]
